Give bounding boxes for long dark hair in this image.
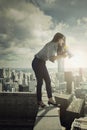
[51,32,65,43]
[51,32,66,54]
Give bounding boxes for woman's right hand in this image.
[61,53,68,58]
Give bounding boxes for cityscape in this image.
[0,59,87,130]
[0,0,87,130]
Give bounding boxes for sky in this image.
[0,0,87,69]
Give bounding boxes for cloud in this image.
[0,0,87,68]
[0,2,53,47]
[45,0,56,4]
[54,22,69,33]
[0,1,54,68]
[77,17,87,27]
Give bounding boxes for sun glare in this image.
[70,55,84,68]
[65,51,86,69]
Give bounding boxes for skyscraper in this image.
[57,58,66,92]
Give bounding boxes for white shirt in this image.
[35,42,58,61]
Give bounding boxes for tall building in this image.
[57,59,66,92]
[64,71,73,94]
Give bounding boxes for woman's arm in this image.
[49,53,67,62]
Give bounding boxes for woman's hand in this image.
[49,53,67,62]
[49,56,56,62]
[61,53,68,58]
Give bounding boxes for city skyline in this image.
[0,0,87,69]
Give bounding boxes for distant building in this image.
[0,68,5,78]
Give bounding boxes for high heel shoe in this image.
[38,101,46,108]
[48,100,57,106]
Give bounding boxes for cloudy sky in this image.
[0,0,87,69]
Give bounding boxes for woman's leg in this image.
[36,77,43,101]
[32,58,56,106]
[43,65,52,98]
[43,65,57,105]
[32,58,44,102]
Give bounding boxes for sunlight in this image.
[65,51,86,69]
[70,54,83,68]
